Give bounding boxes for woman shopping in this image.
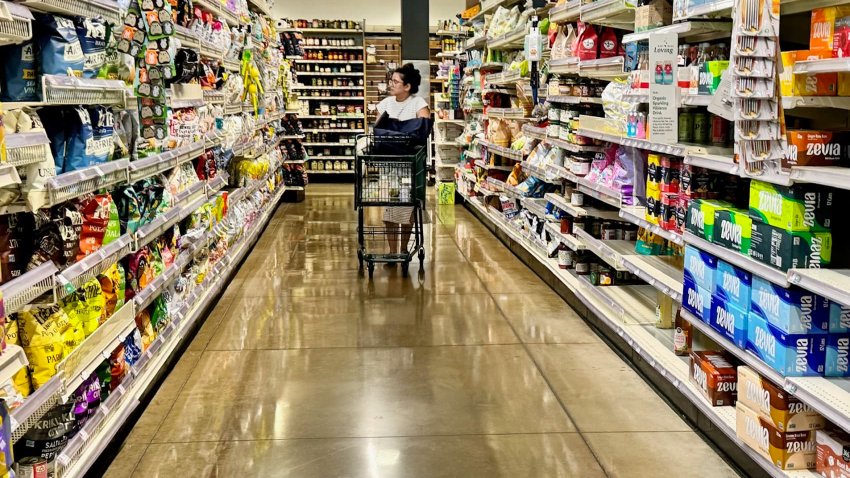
[376,63,430,261]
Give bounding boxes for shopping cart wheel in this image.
[401,263,409,278]
[418,249,425,268]
[357,249,364,270]
[367,262,375,279]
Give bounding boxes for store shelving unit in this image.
[293,21,366,177]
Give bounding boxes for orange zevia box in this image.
[783,130,850,170]
[690,350,737,406]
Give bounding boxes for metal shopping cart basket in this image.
[355,134,427,279]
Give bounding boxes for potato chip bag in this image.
[17,305,66,389]
[109,344,127,391]
[4,320,32,400]
[77,194,112,261]
[150,296,169,333]
[98,264,119,318]
[102,196,121,245]
[78,277,104,335]
[115,262,126,309]
[134,309,155,350]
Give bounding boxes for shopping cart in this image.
[355,134,427,279]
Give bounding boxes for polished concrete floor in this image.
[104,184,739,477]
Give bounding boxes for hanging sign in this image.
[649,33,678,143]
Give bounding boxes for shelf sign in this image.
[649,33,678,144]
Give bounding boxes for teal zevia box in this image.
[747,313,827,377]
[749,222,832,272]
[826,334,850,377]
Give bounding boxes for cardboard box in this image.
[712,209,753,255]
[830,302,850,333]
[684,245,717,293]
[737,402,818,470]
[714,260,752,312]
[794,51,838,97]
[635,0,672,32]
[710,295,748,348]
[748,180,834,232]
[751,276,830,335]
[685,199,734,242]
[816,429,850,478]
[780,51,796,97]
[811,7,850,53]
[826,334,850,377]
[747,312,827,377]
[749,222,832,272]
[683,278,711,321]
[783,130,850,170]
[738,365,826,432]
[690,350,738,406]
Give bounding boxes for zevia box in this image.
[747,312,827,377]
[737,365,825,432]
[714,260,752,312]
[684,245,717,293]
[690,350,738,406]
[826,334,850,377]
[710,295,748,348]
[748,180,833,232]
[683,278,711,321]
[686,199,734,242]
[736,402,818,470]
[713,208,753,255]
[830,302,850,333]
[749,222,832,272]
[751,276,829,335]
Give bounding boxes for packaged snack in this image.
[2,319,31,405]
[73,16,108,78]
[749,222,832,271]
[123,330,142,366]
[576,22,598,61]
[13,402,78,465]
[737,365,824,432]
[134,309,155,350]
[64,107,103,173]
[749,180,833,232]
[26,212,62,272]
[690,350,737,406]
[86,105,114,163]
[598,27,618,59]
[34,14,85,77]
[70,372,100,427]
[17,305,67,389]
[78,277,104,335]
[102,197,122,245]
[109,344,128,391]
[0,214,28,284]
[98,264,120,318]
[77,194,112,261]
[125,249,153,300]
[0,42,37,101]
[56,203,83,268]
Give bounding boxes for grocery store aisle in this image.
[103,184,738,478]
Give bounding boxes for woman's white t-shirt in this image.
[377,95,428,121]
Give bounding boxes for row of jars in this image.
[304,119,365,129]
[304,133,357,143]
[310,105,363,115]
[303,51,363,61]
[288,19,361,30]
[296,65,361,73]
[302,37,359,47]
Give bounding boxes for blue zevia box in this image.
[684,245,717,294]
[825,334,850,377]
[710,295,748,348]
[751,276,829,335]
[714,260,752,312]
[747,312,827,377]
[683,278,711,321]
[829,302,850,333]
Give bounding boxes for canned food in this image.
[15,458,48,478]
[678,111,693,143]
[558,249,575,269]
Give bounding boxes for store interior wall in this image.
[273,0,465,29]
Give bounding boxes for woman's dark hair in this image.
[394,63,421,94]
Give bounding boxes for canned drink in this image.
[15,457,48,478]
[678,111,693,142]
[710,115,728,146]
[693,112,709,144]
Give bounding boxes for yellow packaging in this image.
[4,320,30,399]
[793,50,837,96]
[840,73,850,96]
[17,306,66,389]
[780,51,795,97]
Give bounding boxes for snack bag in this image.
[34,14,85,77]
[123,329,142,366]
[102,196,122,244]
[17,305,67,389]
[87,105,115,163]
[74,17,108,78]
[3,319,32,403]
[0,41,37,101]
[0,214,27,284]
[26,212,63,272]
[56,203,83,268]
[13,402,78,464]
[598,27,618,59]
[79,277,104,336]
[64,107,103,173]
[77,194,113,261]
[109,344,128,391]
[134,309,155,350]
[576,22,598,61]
[98,263,120,318]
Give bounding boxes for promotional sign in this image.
[649,33,678,143]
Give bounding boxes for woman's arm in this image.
[417,106,431,119]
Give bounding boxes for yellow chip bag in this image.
[4,319,31,399]
[79,278,104,335]
[17,305,66,389]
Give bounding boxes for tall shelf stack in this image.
[432,23,470,196]
[364,35,402,124]
[287,20,367,176]
[453,0,850,476]
[0,0,294,474]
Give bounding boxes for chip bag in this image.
[17,305,67,389]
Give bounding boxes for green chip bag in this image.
[102,197,121,245]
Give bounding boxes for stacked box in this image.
[685,199,733,242]
[830,302,850,333]
[751,276,829,335]
[747,312,827,377]
[712,209,753,255]
[683,278,711,321]
[826,334,850,377]
[690,351,737,406]
[782,130,850,170]
[684,245,717,293]
[749,222,832,271]
[737,366,825,432]
[736,402,818,470]
[714,260,752,311]
[816,429,850,477]
[710,295,748,348]
[748,180,833,232]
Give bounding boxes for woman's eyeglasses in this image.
[388,78,402,85]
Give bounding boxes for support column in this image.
[400,0,429,60]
